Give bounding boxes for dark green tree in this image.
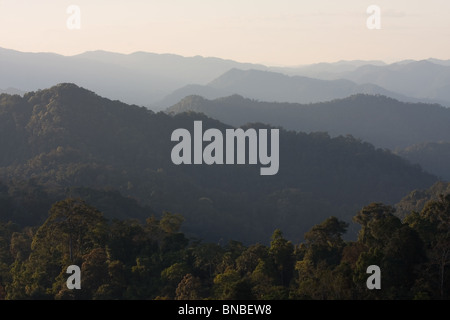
[303,216,348,266]
[22,198,107,298]
[269,229,294,286]
[406,194,450,299]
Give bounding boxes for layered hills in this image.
[0,84,437,243]
[167,94,450,150]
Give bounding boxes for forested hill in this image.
[167,94,450,150]
[0,84,437,243]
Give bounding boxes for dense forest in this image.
[0,84,436,243]
[167,94,450,150]
[168,94,450,180]
[0,191,448,300]
[0,83,447,300]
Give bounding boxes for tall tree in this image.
[353,203,402,249]
[406,194,450,299]
[303,216,348,266]
[25,198,107,298]
[269,229,294,286]
[175,273,203,300]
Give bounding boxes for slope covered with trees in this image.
[0,195,449,300]
[0,84,437,244]
[167,94,450,150]
[395,142,450,180]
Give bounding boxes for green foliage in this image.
[175,273,203,300]
[353,203,401,248]
[0,196,448,299]
[0,84,436,244]
[405,194,450,299]
[269,230,294,286]
[0,85,446,300]
[396,181,450,219]
[303,217,348,267]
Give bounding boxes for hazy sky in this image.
[0,0,449,66]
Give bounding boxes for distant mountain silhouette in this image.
[270,59,450,107]
[160,68,441,107]
[2,47,449,109]
[167,94,450,150]
[0,84,436,243]
[271,60,387,79]
[338,60,450,106]
[159,84,233,107]
[0,47,267,109]
[210,69,426,103]
[0,87,25,95]
[426,58,450,67]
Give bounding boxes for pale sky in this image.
[0,0,449,66]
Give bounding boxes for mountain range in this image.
[0,84,437,243]
[167,94,450,150]
[167,94,450,180]
[159,68,430,107]
[0,47,267,108]
[2,47,450,109]
[337,60,450,105]
[160,59,450,108]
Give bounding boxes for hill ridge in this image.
[0,83,437,243]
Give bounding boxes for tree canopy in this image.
[0,194,448,300]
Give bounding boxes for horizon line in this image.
[2,46,447,68]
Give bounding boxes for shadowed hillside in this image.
[0,84,437,243]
